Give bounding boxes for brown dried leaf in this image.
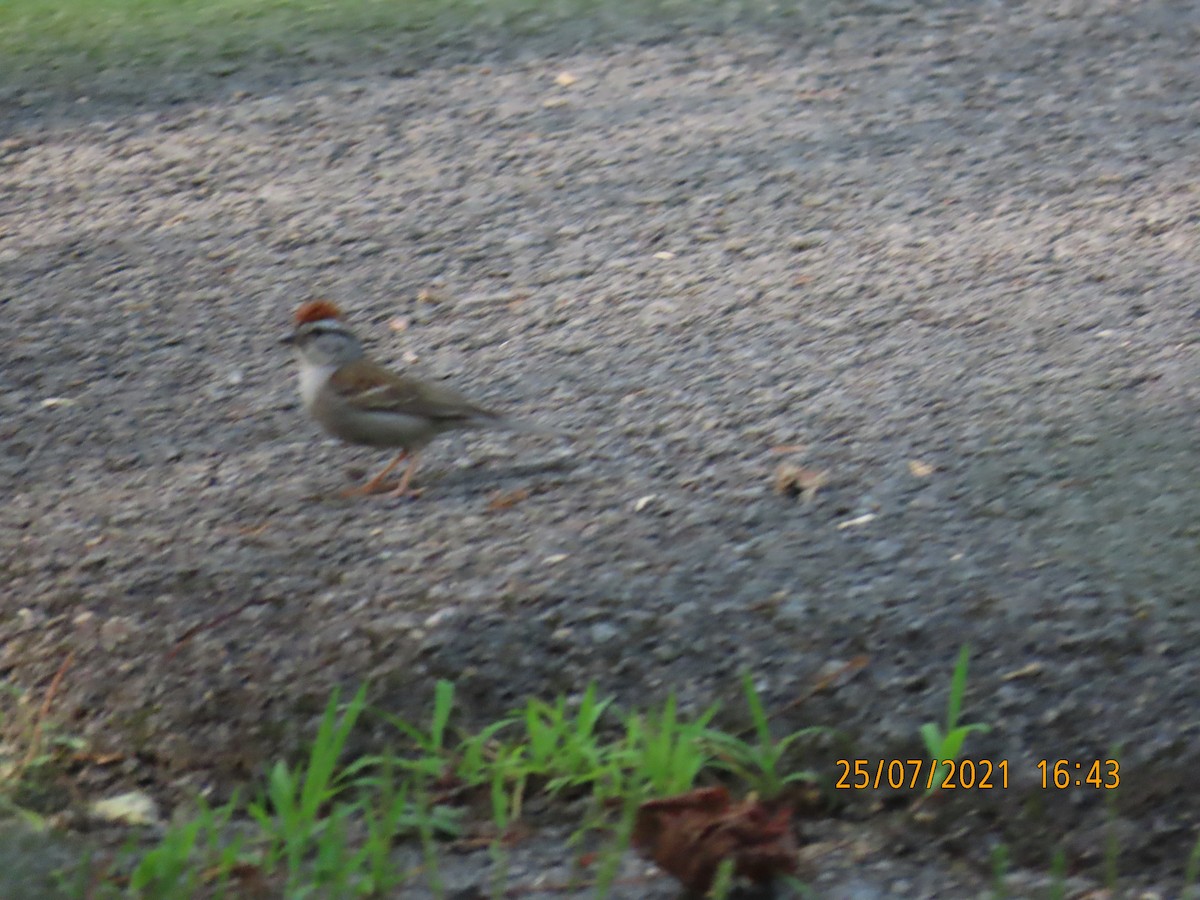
[774,463,829,502]
[73,751,125,766]
[908,459,935,478]
[633,787,799,894]
[487,487,529,511]
[812,654,871,693]
[795,88,844,101]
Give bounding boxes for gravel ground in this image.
[2,0,1199,896]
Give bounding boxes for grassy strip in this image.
[3,0,462,78]
[0,0,689,85]
[7,645,1119,897]
[1,0,815,97]
[0,647,1001,897]
[75,677,821,898]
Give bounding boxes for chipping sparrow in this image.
[283,299,553,497]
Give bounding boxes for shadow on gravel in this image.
[965,406,1200,609]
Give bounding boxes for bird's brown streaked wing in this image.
[328,360,499,422]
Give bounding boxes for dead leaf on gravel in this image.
[908,459,935,478]
[73,751,125,766]
[795,88,844,101]
[387,316,409,332]
[633,786,799,894]
[774,463,828,502]
[230,521,271,539]
[487,487,529,511]
[554,71,578,87]
[813,655,871,693]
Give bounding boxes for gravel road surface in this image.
[2,0,1198,895]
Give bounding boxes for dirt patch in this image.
[2,0,1199,895]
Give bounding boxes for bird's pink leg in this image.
[390,453,423,499]
[342,451,408,497]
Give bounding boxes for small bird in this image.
[283,299,553,498]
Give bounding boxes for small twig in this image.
[779,655,871,716]
[722,655,871,742]
[164,599,273,661]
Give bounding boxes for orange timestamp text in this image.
[1037,759,1119,789]
[835,758,1008,791]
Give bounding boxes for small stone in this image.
[80,551,110,570]
[590,622,619,644]
[91,791,160,826]
[870,539,905,562]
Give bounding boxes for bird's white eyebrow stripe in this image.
[305,319,352,335]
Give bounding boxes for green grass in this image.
[0,668,85,829]
[5,663,1193,897]
[2,0,451,79]
[703,672,825,798]
[1186,833,1200,899]
[0,0,546,81]
[919,643,990,795]
[68,676,823,898]
[0,0,807,95]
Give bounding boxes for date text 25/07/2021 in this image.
[834,759,1120,791]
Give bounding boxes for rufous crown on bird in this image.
[293,299,344,326]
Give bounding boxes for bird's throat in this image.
[297,363,336,411]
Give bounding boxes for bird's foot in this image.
[340,479,397,498]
